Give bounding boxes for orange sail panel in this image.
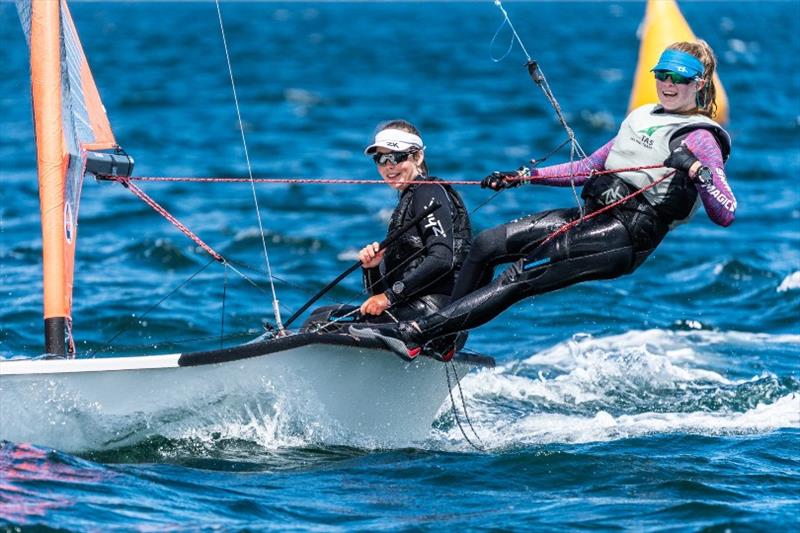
[17,0,119,338]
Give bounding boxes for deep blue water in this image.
[1,1,799,531]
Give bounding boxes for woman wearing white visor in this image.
[305,120,471,358]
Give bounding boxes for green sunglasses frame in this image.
[654,70,697,85]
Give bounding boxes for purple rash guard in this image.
[533,130,737,226]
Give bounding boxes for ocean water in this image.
[1,1,799,531]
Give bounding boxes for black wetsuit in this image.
[363,175,471,318]
[303,175,471,330]
[412,174,672,340]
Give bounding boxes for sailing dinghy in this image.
[0,0,494,452]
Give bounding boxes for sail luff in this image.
[30,0,68,354]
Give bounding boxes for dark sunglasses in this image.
[654,70,696,85]
[373,151,414,166]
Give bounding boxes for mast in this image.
[21,0,129,355]
[30,0,67,354]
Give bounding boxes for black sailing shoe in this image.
[348,322,422,361]
[421,331,467,362]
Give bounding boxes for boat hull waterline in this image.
[0,333,494,452]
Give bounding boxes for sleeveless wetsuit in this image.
[411,105,736,342]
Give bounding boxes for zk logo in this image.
[676,66,688,73]
[600,185,624,205]
[386,141,399,148]
[423,199,446,237]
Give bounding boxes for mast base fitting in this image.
[44,316,67,356]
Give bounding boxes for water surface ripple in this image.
[1,1,798,531]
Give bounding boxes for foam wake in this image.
[432,329,800,450]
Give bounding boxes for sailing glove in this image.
[664,145,699,173]
[480,167,534,190]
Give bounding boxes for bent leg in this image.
[416,214,636,340]
[450,208,582,302]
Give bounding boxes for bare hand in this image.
[360,293,390,316]
[358,241,384,268]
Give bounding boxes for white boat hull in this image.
[0,334,492,452]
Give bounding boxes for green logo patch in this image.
[637,125,670,137]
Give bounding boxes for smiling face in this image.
[374,148,423,190]
[655,74,706,114]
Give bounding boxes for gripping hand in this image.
[664,145,699,173]
[480,167,532,190]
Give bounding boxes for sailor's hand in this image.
[360,293,390,316]
[358,242,384,269]
[480,167,531,190]
[664,144,702,177]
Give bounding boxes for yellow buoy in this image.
[628,0,729,123]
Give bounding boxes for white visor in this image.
[364,128,425,155]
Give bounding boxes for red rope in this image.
[120,178,224,263]
[110,165,674,283]
[539,170,676,247]
[121,164,665,187]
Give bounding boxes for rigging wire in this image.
[490,0,589,216]
[449,361,486,449]
[214,0,284,333]
[88,258,217,357]
[119,162,665,187]
[490,0,532,62]
[220,262,228,349]
[446,363,485,452]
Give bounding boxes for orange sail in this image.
[628,0,729,124]
[17,0,120,353]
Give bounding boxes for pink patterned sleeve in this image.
[533,139,615,186]
[683,130,737,227]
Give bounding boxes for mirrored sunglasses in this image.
[654,70,696,85]
[373,151,413,166]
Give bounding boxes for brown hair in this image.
[666,40,718,119]
[375,119,429,177]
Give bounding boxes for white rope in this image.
[214,0,284,332]
[492,0,589,216]
[491,0,532,62]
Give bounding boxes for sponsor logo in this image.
[600,185,625,205]
[523,256,551,271]
[631,124,670,149]
[704,183,736,212]
[423,198,446,237]
[386,141,399,148]
[64,202,74,244]
[637,125,669,137]
[676,65,688,73]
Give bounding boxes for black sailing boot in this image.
[421,331,468,362]
[349,321,424,360]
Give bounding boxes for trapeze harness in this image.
[413,106,731,339]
